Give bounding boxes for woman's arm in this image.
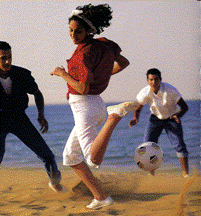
[50,67,90,94]
[51,54,129,93]
[112,54,130,75]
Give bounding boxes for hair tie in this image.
[71,10,83,16]
[71,10,97,34]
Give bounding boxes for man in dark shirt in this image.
[0,41,64,192]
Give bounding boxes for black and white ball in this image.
[134,142,164,171]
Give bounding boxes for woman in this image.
[51,3,130,209]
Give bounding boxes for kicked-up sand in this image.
[0,166,200,216]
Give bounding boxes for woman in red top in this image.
[51,3,129,209]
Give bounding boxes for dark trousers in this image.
[144,114,188,158]
[0,111,61,184]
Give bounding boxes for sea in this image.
[1,100,200,171]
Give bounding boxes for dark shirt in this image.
[0,65,38,113]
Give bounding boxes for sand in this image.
[0,166,200,216]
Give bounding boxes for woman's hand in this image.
[50,66,90,94]
[50,66,66,77]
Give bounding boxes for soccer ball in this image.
[134,142,164,171]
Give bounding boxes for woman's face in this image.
[69,20,89,44]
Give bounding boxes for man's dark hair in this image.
[146,68,162,80]
[0,41,11,50]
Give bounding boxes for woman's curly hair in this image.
[70,3,113,35]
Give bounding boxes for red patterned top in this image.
[66,37,121,99]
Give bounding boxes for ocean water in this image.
[1,100,200,170]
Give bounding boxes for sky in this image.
[1,0,200,105]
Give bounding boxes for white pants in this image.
[63,94,107,166]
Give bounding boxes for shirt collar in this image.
[0,68,11,79]
[150,82,164,96]
[76,36,94,52]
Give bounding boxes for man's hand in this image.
[129,119,139,128]
[37,115,49,134]
[170,115,180,124]
[129,104,143,128]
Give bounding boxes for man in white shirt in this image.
[129,68,189,177]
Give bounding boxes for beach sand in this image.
[0,166,200,216]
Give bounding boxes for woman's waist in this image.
[69,93,102,103]
[67,82,109,96]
